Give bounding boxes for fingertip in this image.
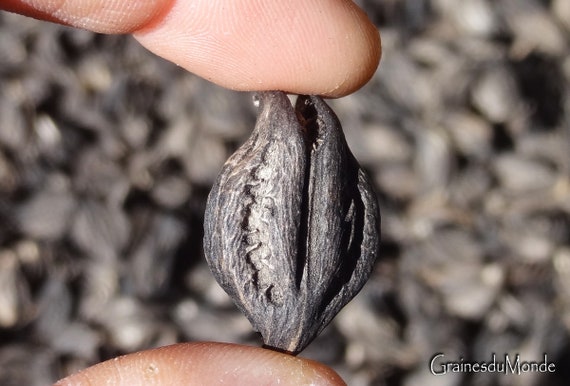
[54,342,346,386]
[4,0,380,96]
[319,1,381,97]
[134,0,381,97]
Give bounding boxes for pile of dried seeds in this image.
[1,1,569,385]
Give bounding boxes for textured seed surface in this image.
[203,91,380,354]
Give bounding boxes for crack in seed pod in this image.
[203,91,380,354]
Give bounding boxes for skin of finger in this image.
[1,0,174,33]
[133,0,381,97]
[2,0,380,97]
[54,342,347,386]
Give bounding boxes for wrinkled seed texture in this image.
[204,91,380,353]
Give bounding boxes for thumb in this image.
[2,0,380,97]
[54,342,346,386]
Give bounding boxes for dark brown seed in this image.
[203,91,380,354]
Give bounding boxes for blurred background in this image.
[0,0,569,385]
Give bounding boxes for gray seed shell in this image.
[203,91,380,353]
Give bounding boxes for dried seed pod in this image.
[203,91,380,354]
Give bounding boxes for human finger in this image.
[54,342,346,386]
[3,0,380,97]
[133,0,381,97]
[1,0,173,33]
